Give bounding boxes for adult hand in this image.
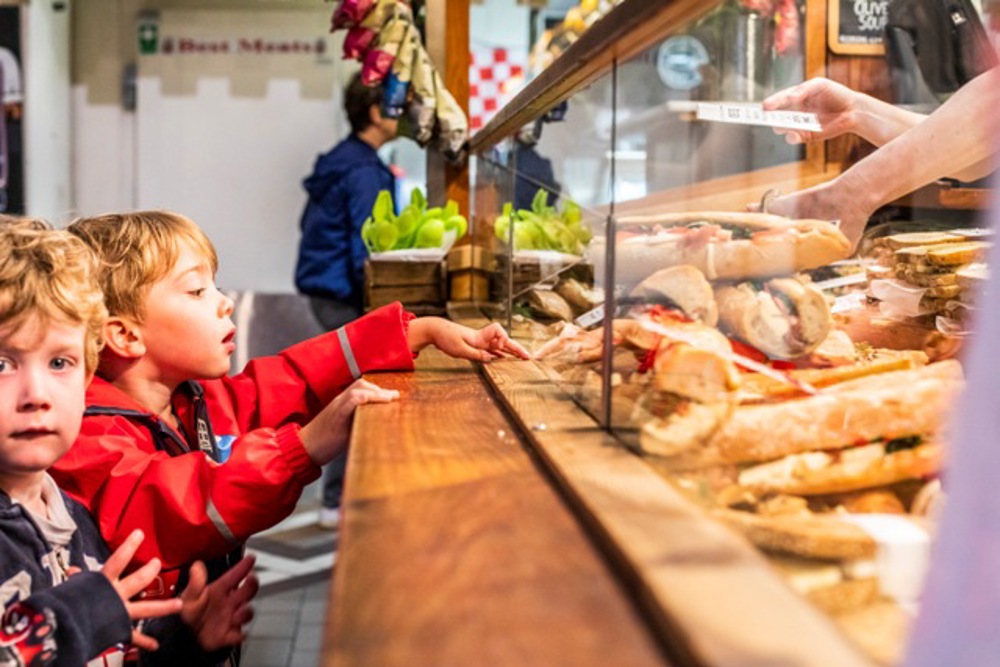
[752,177,872,253]
[763,77,859,145]
[102,529,183,652]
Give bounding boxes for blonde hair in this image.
[0,216,108,374]
[67,210,218,321]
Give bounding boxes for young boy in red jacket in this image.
[50,211,528,607]
[0,217,257,666]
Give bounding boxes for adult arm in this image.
[766,68,1000,249]
[763,76,927,148]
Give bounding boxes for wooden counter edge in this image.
[481,358,878,667]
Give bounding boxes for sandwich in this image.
[628,265,719,326]
[639,360,962,498]
[714,277,832,359]
[592,211,851,285]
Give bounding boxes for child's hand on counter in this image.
[408,317,531,362]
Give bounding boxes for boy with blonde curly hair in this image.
[0,217,257,666]
[52,210,528,613]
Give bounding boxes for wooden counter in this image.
[324,351,881,667]
[323,350,670,667]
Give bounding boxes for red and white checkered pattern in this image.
[469,47,526,131]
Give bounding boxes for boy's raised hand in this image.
[102,529,183,651]
[180,556,258,651]
[299,378,400,466]
[408,318,531,362]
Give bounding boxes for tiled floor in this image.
[242,578,331,667]
[242,479,335,667]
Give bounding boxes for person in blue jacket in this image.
[295,72,398,332]
[294,72,399,529]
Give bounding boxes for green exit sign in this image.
[138,20,159,55]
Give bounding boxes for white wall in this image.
[72,5,347,292]
[24,0,71,222]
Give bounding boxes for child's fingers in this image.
[501,338,532,360]
[232,574,260,607]
[346,379,400,405]
[182,561,209,602]
[232,604,255,627]
[102,529,145,580]
[126,597,183,620]
[131,629,160,652]
[210,555,255,592]
[117,558,162,600]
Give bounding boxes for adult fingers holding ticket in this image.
[755,69,1000,252]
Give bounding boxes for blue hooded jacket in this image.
[294,135,396,302]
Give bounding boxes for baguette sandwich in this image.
[715,277,832,359]
[640,361,962,495]
[598,211,851,284]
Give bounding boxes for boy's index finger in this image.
[103,529,145,579]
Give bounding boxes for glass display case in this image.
[466,0,994,664]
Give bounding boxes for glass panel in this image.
[613,0,805,212]
[605,2,996,664]
[470,0,1000,662]
[475,82,614,423]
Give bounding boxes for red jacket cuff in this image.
[275,424,322,481]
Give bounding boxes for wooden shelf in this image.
[470,0,715,152]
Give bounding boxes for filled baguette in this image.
[737,439,942,496]
[707,361,961,464]
[640,360,962,463]
[715,277,832,359]
[604,211,851,284]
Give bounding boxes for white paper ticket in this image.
[695,103,822,132]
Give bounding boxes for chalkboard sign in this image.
[829,0,889,55]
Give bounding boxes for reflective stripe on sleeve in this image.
[207,498,238,545]
[337,327,362,379]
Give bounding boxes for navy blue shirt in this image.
[295,134,396,302]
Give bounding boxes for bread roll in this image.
[737,442,942,496]
[712,509,877,560]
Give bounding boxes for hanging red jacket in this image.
[51,302,415,581]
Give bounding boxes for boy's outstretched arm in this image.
[408,318,532,362]
[54,378,399,572]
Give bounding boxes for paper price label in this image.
[575,304,605,328]
[696,103,822,132]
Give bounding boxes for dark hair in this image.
[344,72,384,134]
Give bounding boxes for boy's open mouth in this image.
[11,428,56,438]
[222,329,236,344]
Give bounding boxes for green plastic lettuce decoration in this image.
[361,187,468,252]
[493,188,591,255]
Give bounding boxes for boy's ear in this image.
[102,316,146,359]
